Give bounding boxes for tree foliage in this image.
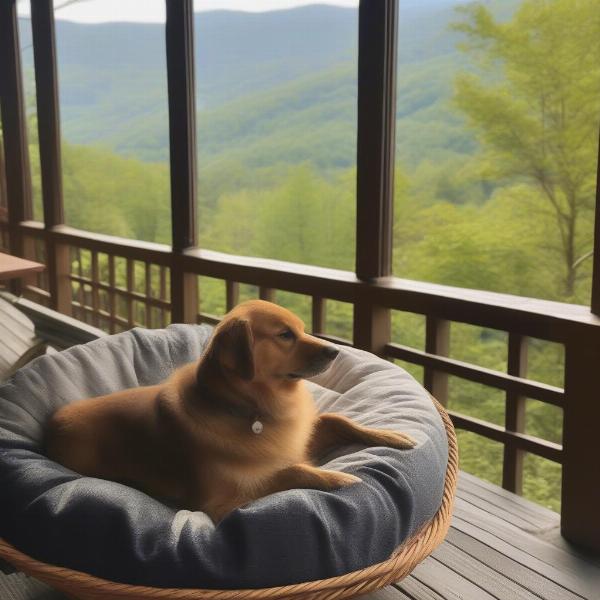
[452,0,600,299]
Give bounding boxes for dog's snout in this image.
[322,345,340,361]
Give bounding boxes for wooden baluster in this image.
[226,280,239,312]
[108,254,116,333]
[502,333,527,494]
[423,316,450,405]
[160,266,168,327]
[259,287,274,302]
[76,248,85,321]
[312,296,326,335]
[91,251,99,327]
[145,262,152,328]
[126,259,134,327]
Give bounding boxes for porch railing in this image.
[1,0,599,553]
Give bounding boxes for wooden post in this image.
[353,0,397,353]
[424,316,450,405]
[0,0,33,264]
[561,333,600,552]
[502,333,527,493]
[165,0,198,323]
[31,0,71,315]
[591,127,600,315]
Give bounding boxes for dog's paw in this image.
[365,429,417,450]
[318,470,361,490]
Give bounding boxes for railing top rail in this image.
[12,220,600,342]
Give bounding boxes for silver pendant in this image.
[251,419,263,434]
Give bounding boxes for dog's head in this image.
[202,300,339,384]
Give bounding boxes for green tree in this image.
[453,0,600,300]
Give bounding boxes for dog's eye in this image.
[278,329,296,341]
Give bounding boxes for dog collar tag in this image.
[251,419,263,435]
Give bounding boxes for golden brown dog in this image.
[46,300,415,522]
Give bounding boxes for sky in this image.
[17,0,359,23]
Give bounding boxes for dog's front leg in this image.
[260,463,360,497]
[307,413,416,462]
[201,465,360,522]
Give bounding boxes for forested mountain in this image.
[19,2,494,164]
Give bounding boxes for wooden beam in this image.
[385,342,563,406]
[166,0,198,323]
[30,0,71,315]
[355,0,397,281]
[0,0,33,257]
[449,411,562,464]
[561,333,600,552]
[165,0,197,253]
[31,0,63,228]
[591,126,600,315]
[353,300,390,354]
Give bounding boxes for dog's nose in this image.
[322,345,340,361]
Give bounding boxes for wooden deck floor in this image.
[2,471,599,600]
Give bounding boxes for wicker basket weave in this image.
[0,397,457,600]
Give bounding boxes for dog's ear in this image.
[207,318,255,381]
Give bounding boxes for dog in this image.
[45,300,415,522]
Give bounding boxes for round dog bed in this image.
[0,324,457,599]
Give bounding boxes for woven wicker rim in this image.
[0,397,458,600]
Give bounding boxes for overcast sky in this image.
[17,0,359,23]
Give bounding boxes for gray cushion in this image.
[0,324,448,588]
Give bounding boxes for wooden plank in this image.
[452,515,600,599]
[386,343,564,407]
[355,0,397,280]
[456,486,550,532]
[165,0,197,252]
[408,555,498,600]
[431,541,542,600]
[460,470,559,524]
[453,496,600,574]
[503,333,527,493]
[355,586,414,600]
[0,571,67,599]
[445,528,582,600]
[396,575,449,600]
